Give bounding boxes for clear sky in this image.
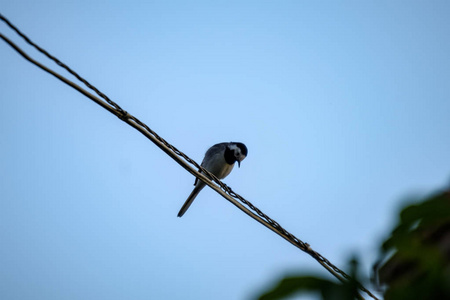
[1,1,449,300]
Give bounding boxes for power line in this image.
[0,13,379,300]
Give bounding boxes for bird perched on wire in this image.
[177,142,248,217]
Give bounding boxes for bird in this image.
[177,142,248,217]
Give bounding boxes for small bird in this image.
[177,142,248,217]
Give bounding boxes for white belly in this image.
[203,152,235,180]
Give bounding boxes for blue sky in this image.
[1,1,449,299]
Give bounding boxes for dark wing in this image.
[193,142,228,185]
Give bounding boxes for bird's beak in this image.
[237,160,241,168]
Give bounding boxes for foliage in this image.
[375,190,450,299]
[255,188,450,300]
[257,258,362,300]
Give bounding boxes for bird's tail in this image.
[177,183,205,217]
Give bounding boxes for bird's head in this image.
[228,142,248,167]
